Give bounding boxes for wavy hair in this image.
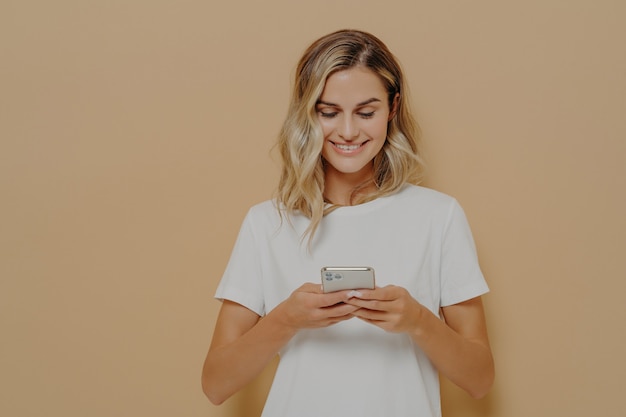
[275,29,425,245]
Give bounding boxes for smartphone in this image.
[321,266,376,293]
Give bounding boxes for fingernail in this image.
[347,290,362,299]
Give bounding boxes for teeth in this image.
[335,143,361,151]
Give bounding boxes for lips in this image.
[330,140,368,154]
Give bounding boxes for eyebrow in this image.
[316,98,382,107]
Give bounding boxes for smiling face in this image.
[316,66,396,193]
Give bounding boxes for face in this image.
[316,66,396,185]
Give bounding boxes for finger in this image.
[345,298,390,312]
[318,290,355,307]
[325,314,358,327]
[297,282,324,293]
[324,302,361,318]
[352,285,402,301]
[297,283,357,297]
[351,307,387,322]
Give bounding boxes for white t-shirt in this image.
[215,184,489,417]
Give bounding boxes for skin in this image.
[202,66,494,405]
[316,66,397,205]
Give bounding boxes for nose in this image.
[337,115,359,141]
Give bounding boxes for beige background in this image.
[2,1,625,416]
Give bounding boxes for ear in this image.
[388,93,400,121]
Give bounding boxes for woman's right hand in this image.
[272,283,360,330]
[202,283,359,404]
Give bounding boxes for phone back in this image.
[321,267,375,292]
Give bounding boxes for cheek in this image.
[372,119,389,139]
[318,119,334,137]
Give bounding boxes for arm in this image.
[201,283,360,405]
[201,300,290,405]
[346,286,494,398]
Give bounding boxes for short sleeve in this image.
[214,211,265,316]
[439,200,489,307]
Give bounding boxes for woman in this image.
[202,29,494,417]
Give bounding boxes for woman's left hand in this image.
[344,285,425,334]
[348,285,494,398]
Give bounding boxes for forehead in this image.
[319,67,387,104]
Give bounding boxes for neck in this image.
[323,166,376,206]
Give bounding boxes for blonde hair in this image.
[276,29,425,245]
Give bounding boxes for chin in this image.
[325,160,375,178]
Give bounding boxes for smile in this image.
[331,141,368,153]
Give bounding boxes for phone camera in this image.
[323,272,343,281]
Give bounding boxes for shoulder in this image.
[242,199,294,233]
[247,199,278,216]
[380,184,469,229]
[393,184,459,210]
[243,199,280,224]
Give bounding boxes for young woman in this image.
[202,29,494,417]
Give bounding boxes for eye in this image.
[358,111,375,119]
[319,111,338,119]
